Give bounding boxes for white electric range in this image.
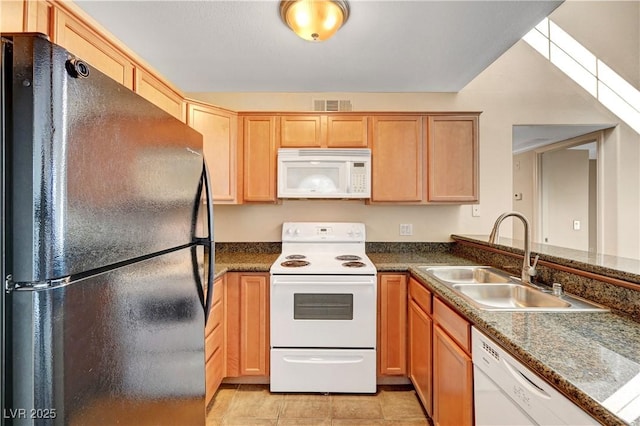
[269,222,377,394]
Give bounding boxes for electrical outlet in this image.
[399,224,413,236]
[472,205,480,217]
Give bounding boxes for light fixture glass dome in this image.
[280,0,350,42]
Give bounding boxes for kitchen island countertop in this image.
[214,250,640,426]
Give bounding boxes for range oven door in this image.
[270,274,376,348]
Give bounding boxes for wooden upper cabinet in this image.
[426,115,479,203]
[1,0,53,34]
[1,0,26,32]
[53,8,134,89]
[280,115,322,147]
[370,116,423,202]
[135,68,185,121]
[326,115,368,147]
[280,114,368,148]
[242,115,278,202]
[187,102,239,204]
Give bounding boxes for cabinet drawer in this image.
[205,279,224,336]
[211,277,224,305]
[205,317,223,362]
[205,344,224,404]
[409,277,432,315]
[433,298,470,353]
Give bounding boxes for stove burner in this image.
[342,261,367,268]
[281,260,310,268]
[285,254,307,260]
[335,255,362,261]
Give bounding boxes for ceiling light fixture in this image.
[279,0,350,42]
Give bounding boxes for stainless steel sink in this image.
[452,283,571,309]
[427,266,511,284]
[419,266,609,312]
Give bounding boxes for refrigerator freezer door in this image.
[9,246,205,425]
[6,35,204,283]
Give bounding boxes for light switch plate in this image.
[399,224,413,236]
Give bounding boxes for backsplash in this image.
[366,242,452,253]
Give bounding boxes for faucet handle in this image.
[528,254,540,277]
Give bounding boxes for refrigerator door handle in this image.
[197,161,215,325]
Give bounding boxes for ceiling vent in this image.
[313,99,352,112]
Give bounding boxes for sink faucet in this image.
[488,212,539,284]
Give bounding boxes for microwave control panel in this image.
[350,162,368,193]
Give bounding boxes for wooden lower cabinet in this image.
[205,276,225,406]
[225,272,270,377]
[432,298,473,426]
[377,273,407,376]
[408,277,433,416]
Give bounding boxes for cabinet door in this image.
[280,115,322,147]
[370,116,423,202]
[136,68,185,121]
[242,116,278,202]
[377,274,407,376]
[188,103,238,203]
[225,273,270,377]
[409,300,433,416]
[0,0,52,33]
[426,115,479,203]
[326,115,368,147]
[1,0,25,32]
[53,8,134,89]
[433,324,473,426]
[239,274,269,376]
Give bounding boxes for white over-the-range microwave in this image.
[277,148,371,199]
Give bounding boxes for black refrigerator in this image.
[1,34,214,425]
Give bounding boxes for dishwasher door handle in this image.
[503,358,551,399]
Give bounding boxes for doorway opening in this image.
[538,138,598,252]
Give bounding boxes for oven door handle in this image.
[272,281,375,286]
[283,355,366,365]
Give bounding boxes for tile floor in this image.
[206,384,431,426]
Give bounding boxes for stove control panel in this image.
[316,226,333,236]
[282,222,366,242]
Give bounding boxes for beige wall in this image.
[512,150,536,243]
[191,1,640,258]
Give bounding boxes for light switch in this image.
[573,220,581,230]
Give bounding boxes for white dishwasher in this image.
[472,327,599,426]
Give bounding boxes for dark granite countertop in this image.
[213,250,640,426]
[408,265,640,426]
[213,252,278,280]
